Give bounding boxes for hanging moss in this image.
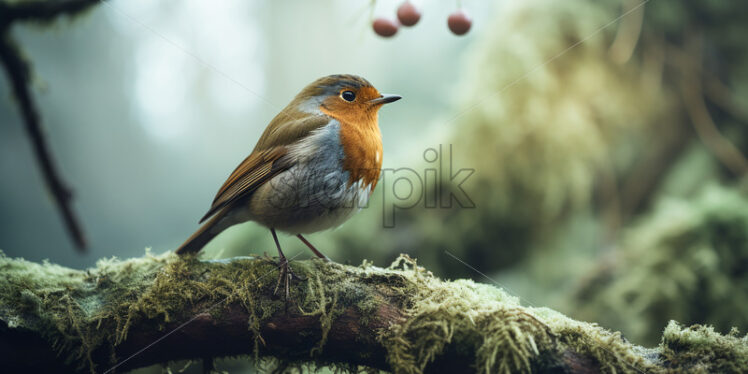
[380,256,551,373]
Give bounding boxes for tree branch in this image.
[0,0,100,251]
[1,253,745,373]
[0,34,87,250]
[666,35,748,177]
[0,0,98,27]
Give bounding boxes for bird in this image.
[176,74,401,296]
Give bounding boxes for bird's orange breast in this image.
[320,106,383,190]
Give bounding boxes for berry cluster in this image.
[372,1,472,38]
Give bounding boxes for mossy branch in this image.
[0,252,746,374]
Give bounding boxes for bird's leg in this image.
[297,234,332,262]
[270,228,299,298]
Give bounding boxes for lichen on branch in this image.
[0,251,746,373]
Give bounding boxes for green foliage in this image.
[453,0,669,220]
[332,1,748,354]
[574,184,748,345]
[329,0,684,275]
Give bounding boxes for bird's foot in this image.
[262,254,304,299]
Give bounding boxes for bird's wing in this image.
[199,114,331,223]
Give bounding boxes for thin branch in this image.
[682,81,748,176]
[608,0,645,64]
[678,36,748,177]
[704,73,748,125]
[0,35,86,250]
[0,0,100,251]
[0,0,98,26]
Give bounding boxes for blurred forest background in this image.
[1,0,746,372]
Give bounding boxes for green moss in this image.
[0,251,282,372]
[537,307,653,373]
[574,184,748,344]
[375,256,747,374]
[0,250,172,370]
[326,0,693,277]
[0,250,411,372]
[2,252,747,373]
[375,256,652,373]
[660,321,748,373]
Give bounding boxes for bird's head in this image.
[293,74,401,124]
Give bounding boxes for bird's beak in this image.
[369,94,402,105]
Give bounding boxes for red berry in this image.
[373,18,399,37]
[397,1,421,27]
[448,10,472,36]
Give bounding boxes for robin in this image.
[176,74,401,296]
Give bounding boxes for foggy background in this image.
[0,0,494,267]
[2,1,747,371]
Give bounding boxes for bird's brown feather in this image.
[199,113,331,223]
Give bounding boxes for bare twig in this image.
[0,0,97,26]
[617,36,692,220]
[678,36,748,177]
[608,0,645,64]
[704,73,748,124]
[0,0,100,251]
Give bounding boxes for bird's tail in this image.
[176,210,227,255]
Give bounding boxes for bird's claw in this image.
[264,254,303,299]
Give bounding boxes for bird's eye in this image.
[341,90,356,102]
